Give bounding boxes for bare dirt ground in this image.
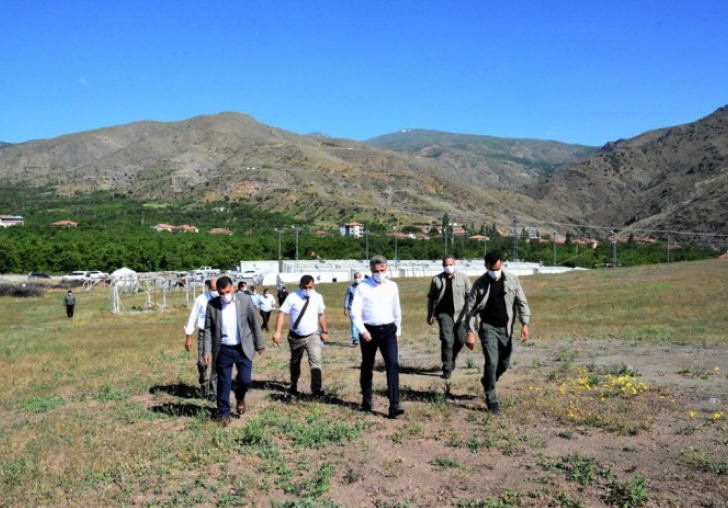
[147,334,727,508]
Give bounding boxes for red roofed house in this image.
[51,220,78,228]
[172,225,199,233]
[152,223,175,232]
[340,221,365,238]
[207,228,234,235]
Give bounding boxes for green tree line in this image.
[0,186,718,273]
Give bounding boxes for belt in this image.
[364,322,394,330]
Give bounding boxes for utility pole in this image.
[274,228,283,272]
[553,231,557,266]
[393,226,399,269]
[667,234,671,263]
[365,227,369,262]
[511,217,520,261]
[611,229,618,267]
[291,226,300,273]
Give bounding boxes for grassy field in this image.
[1,259,727,507]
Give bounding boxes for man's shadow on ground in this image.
[148,383,216,418]
[148,371,479,420]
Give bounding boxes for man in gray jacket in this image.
[464,251,530,413]
[427,255,472,379]
[203,276,265,427]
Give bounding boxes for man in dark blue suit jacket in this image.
[203,276,265,426]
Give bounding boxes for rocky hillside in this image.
[528,106,728,237]
[0,113,571,228]
[366,129,596,191]
[2,107,727,238]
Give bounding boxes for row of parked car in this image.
[27,270,108,282]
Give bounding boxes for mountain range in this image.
[1,106,726,240]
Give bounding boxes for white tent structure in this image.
[110,267,139,290]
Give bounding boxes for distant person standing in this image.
[184,279,218,400]
[249,286,261,309]
[272,275,328,397]
[203,276,265,427]
[427,255,472,379]
[343,272,363,346]
[351,255,405,418]
[258,288,277,331]
[64,290,76,318]
[237,281,249,294]
[464,251,531,414]
[277,285,289,305]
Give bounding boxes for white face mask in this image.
[222,293,234,303]
[443,265,455,275]
[302,289,314,298]
[487,269,502,280]
[354,278,362,284]
[210,290,218,297]
[372,272,386,283]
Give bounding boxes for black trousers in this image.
[360,323,399,406]
[66,305,74,318]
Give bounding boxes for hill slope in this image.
[0,113,571,228]
[528,106,728,236]
[366,129,596,191]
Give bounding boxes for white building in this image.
[339,221,365,238]
[0,215,24,227]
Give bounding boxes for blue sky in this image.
[1,1,726,146]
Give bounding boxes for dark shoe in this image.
[388,405,405,419]
[311,390,325,398]
[441,371,452,380]
[236,400,246,415]
[219,415,231,427]
[288,386,299,397]
[352,340,359,347]
[487,402,500,414]
[361,400,373,412]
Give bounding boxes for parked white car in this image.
[61,271,89,282]
[61,270,108,282]
[86,270,108,280]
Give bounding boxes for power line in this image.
[527,220,728,240]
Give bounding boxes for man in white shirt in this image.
[257,288,277,331]
[203,276,265,427]
[184,278,217,400]
[351,255,405,418]
[272,275,328,397]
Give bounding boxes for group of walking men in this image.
[184,250,529,426]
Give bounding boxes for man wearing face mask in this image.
[351,255,404,418]
[427,255,472,379]
[203,276,265,427]
[343,272,364,347]
[464,251,530,414]
[272,275,328,397]
[184,278,218,400]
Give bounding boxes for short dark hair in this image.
[217,276,233,289]
[299,274,314,287]
[237,281,245,290]
[484,251,501,267]
[442,254,455,264]
[370,255,388,269]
